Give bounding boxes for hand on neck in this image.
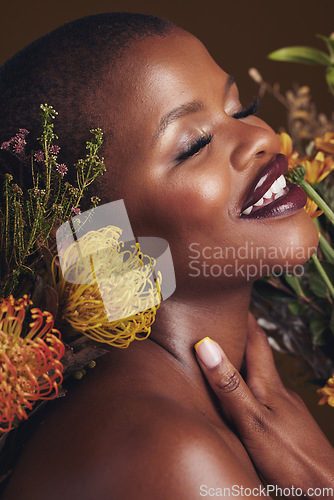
[149,282,253,373]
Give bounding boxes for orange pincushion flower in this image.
[317,375,334,407]
[0,295,65,433]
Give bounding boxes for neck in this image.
[149,282,253,374]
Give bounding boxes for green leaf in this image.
[316,34,334,58]
[288,299,308,315]
[268,46,331,66]
[326,65,334,96]
[309,273,330,298]
[310,315,328,345]
[284,274,304,296]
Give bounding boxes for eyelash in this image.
[175,98,259,163]
[232,98,259,119]
[176,133,213,162]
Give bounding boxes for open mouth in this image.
[240,154,307,219]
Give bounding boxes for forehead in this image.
[102,30,229,131]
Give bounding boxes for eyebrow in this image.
[153,74,236,142]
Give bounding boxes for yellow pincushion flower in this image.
[53,225,162,349]
[317,375,334,407]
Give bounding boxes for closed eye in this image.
[232,98,259,119]
[176,133,213,162]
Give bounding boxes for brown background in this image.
[1,0,334,440]
[1,0,334,130]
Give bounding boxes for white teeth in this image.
[242,175,287,216]
[270,178,282,194]
[274,188,285,200]
[242,206,253,215]
[277,175,286,189]
[263,189,272,199]
[254,197,264,206]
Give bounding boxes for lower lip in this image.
[240,183,307,219]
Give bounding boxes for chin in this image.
[259,209,320,277]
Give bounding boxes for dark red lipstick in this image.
[240,154,307,219]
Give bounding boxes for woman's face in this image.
[97,29,318,289]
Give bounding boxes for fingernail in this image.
[195,337,222,368]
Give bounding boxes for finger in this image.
[245,313,285,396]
[195,337,262,428]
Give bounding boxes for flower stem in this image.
[299,179,334,226]
[313,218,334,263]
[311,253,334,299]
[319,233,334,263]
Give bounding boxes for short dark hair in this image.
[0,13,175,193]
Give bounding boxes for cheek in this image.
[151,170,231,236]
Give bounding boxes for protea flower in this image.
[0,295,65,433]
[53,225,161,349]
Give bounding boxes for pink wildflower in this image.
[71,207,81,215]
[56,164,68,176]
[34,150,45,163]
[12,137,26,154]
[1,129,29,154]
[50,145,60,155]
[18,129,29,138]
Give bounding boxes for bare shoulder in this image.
[3,393,265,500]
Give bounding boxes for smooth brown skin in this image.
[3,29,331,499]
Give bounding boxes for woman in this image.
[1,13,333,499]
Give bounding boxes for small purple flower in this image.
[34,150,45,163]
[12,137,26,154]
[56,163,68,176]
[1,129,29,155]
[18,129,29,138]
[1,141,11,150]
[49,145,60,155]
[71,207,81,216]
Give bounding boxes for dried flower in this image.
[0,295,65,433]
[317,375,334,407]
[248,67,263,84]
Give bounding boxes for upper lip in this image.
[241,154,288,212]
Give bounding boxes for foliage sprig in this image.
[0,104,105,296]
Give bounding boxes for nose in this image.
[227,118,281,171]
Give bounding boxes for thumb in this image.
[195,337,261,428]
